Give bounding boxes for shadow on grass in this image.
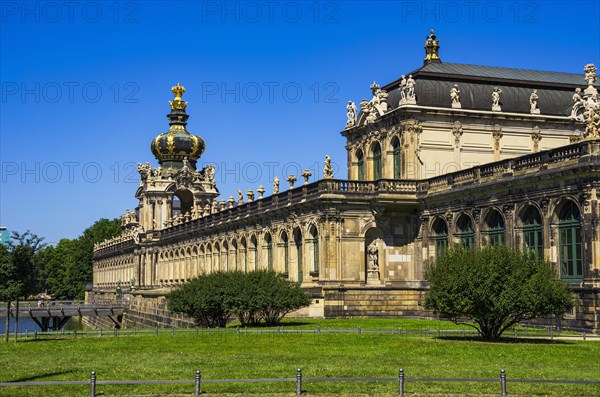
[15,337,69,343]
[435,335,571,344]
[7,370,77,382]
[227,321,312,328]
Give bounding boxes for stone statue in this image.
[237,189,243,204]
[137,162,151,183]
[257,185,265,199]
[346,101,357,128]
[211,199,218,214]
[204,164,215,186]
[492,87,502,111]
[571,88,585,121]
[530,89,540,114]
[247,189,255,202]
[273,176,280,194]
[399,75,407,104]
[323,155,334,179]
[450,84,461,109]
[405,75,416,104]
[367,242,379,271]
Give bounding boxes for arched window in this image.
[432,218,448,259]
[373,143,382,180]
[232,240,238,271]
[214,242,221,271]
[485,210,505,246]
[558,201,583,280]
[250,236,258,271]
[357,150,365,181]
[222,241,229,272]
[521,206,543,257]
[392,137,401,179]
[309,225,319,273]
[294,228,303,284]
[457,214,474,249]
[265,233,273,271]
[280,231,289,276]
[240,238,247,272]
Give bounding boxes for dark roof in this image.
[379,62,596,116]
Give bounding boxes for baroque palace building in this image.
[91,31,600,333]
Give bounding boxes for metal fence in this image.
[1,369,599,397]
[13,324,598,341]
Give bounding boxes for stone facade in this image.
[91,33,600,333]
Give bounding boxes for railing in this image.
[93,139,600,251]
[1,368,598,397]
[12,324,598,340]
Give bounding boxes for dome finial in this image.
[169,82,188,111]
[424,29,441,65]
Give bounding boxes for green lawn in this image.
[0,318,598,396]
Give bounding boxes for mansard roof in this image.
[381,62,598,116]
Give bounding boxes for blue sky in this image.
[1,1,599,245]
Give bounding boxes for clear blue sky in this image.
[1,1,599,245]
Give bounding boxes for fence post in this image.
[134,327,137,336]
[398,368,404,396]
[196,327,199,336]
[357,326,361,334]
[155,327,159,336]
[90,371,96,397]
[392,325,394,335]
[583,332,586,341]
[195,370,201,396]
[114,328,117,337]
[296,368,302,396]
[317,324,321,334]
[172,326,175,335]
[500,369,507,396]
[34,330,37,340]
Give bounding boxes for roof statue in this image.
[423,29,441,64]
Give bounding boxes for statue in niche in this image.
[530,89,540,114]
[492,87,502,111]
[450,84,461,109]
[571,88,585,121]
[346,100,357,128]
[367,241,379,271]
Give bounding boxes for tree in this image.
[0,245,18,343]
[168,271,311,327]
[425,245,573,341]
[34,218,121,300]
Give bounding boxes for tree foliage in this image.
[34,218,121,299]
[425,245,574,341]
[168,270,311,327]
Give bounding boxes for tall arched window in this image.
[309,225,319,273]
[373,143,382,180]
[432,218,448,259]
[357,150,365,181]
[294,228,303,284]
[240,238,247,272]
[558,201,583,280]
[280,231,289,276]
[457,214,474,249]
[521,206,543,257]
[485,210,505,246]
[232,240,238,271]
[250,236,258,271]
[392,137,401,179]
[265,233,273,271]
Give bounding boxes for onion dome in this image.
[150,83,205,170]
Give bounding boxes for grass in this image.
[0,318,598,397]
